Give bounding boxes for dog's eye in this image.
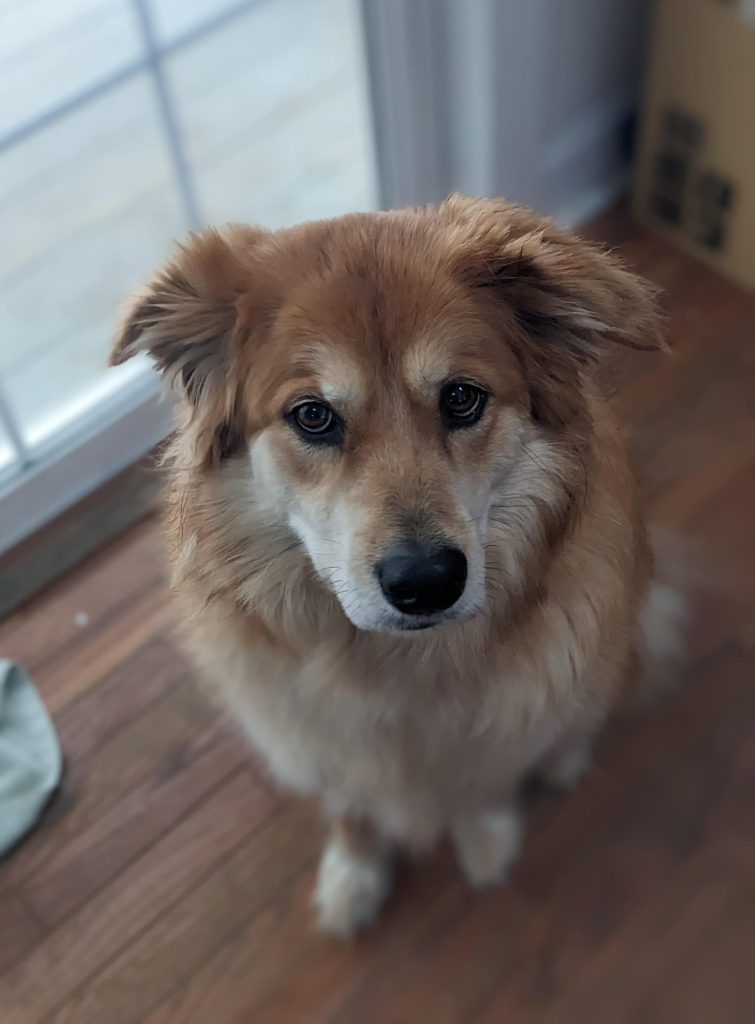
[440,381,487,428]
[295,402,332,432]
[289,400,341,442]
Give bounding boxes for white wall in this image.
[365,0,652,225]
[451,0,652,224]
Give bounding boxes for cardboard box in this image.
[633,0,755,290]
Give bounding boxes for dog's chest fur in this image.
[191,603,604,847]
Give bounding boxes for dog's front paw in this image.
[452,807,522,888]
[313,838,392,938]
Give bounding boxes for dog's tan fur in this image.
[112,196,666,935]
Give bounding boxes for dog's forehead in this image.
[270,249,495,400]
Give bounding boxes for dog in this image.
[111,195,670,937]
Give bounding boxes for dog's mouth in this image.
[334,587,481,636]
[373,602,475,634]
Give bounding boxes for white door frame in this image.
[360,0,451,209]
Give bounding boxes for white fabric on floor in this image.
[0,659,61,856]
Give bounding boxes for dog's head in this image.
[112,197,663,634]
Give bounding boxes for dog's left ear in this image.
[444,195,667,366]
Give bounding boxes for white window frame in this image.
[0,0,300,555]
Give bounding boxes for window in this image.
[0,0,377,551]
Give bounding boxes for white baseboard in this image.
[0,376,172,557]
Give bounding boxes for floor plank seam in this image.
[53,650,195,765]
[34,787,292,1024]
[135,849,322,1024]
[0,760,251,986]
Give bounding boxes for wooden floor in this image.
[2,206,755,1023]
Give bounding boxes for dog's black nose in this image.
[375,542,467,616]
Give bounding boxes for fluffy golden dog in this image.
[112,196,672,936]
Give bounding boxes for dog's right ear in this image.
[110,225,261,406]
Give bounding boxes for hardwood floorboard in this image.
[23,721,251,928]
[0,893,43,975]
[47,803,321,1024]
[53,636,192,764]
[0,771,275,1023]
[0,517,166,673]
[537,845,755,1024]
[1,207,754,1023]
[34,584,175,714]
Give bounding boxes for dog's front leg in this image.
[451,805,522,888]
[314,815,395,937]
